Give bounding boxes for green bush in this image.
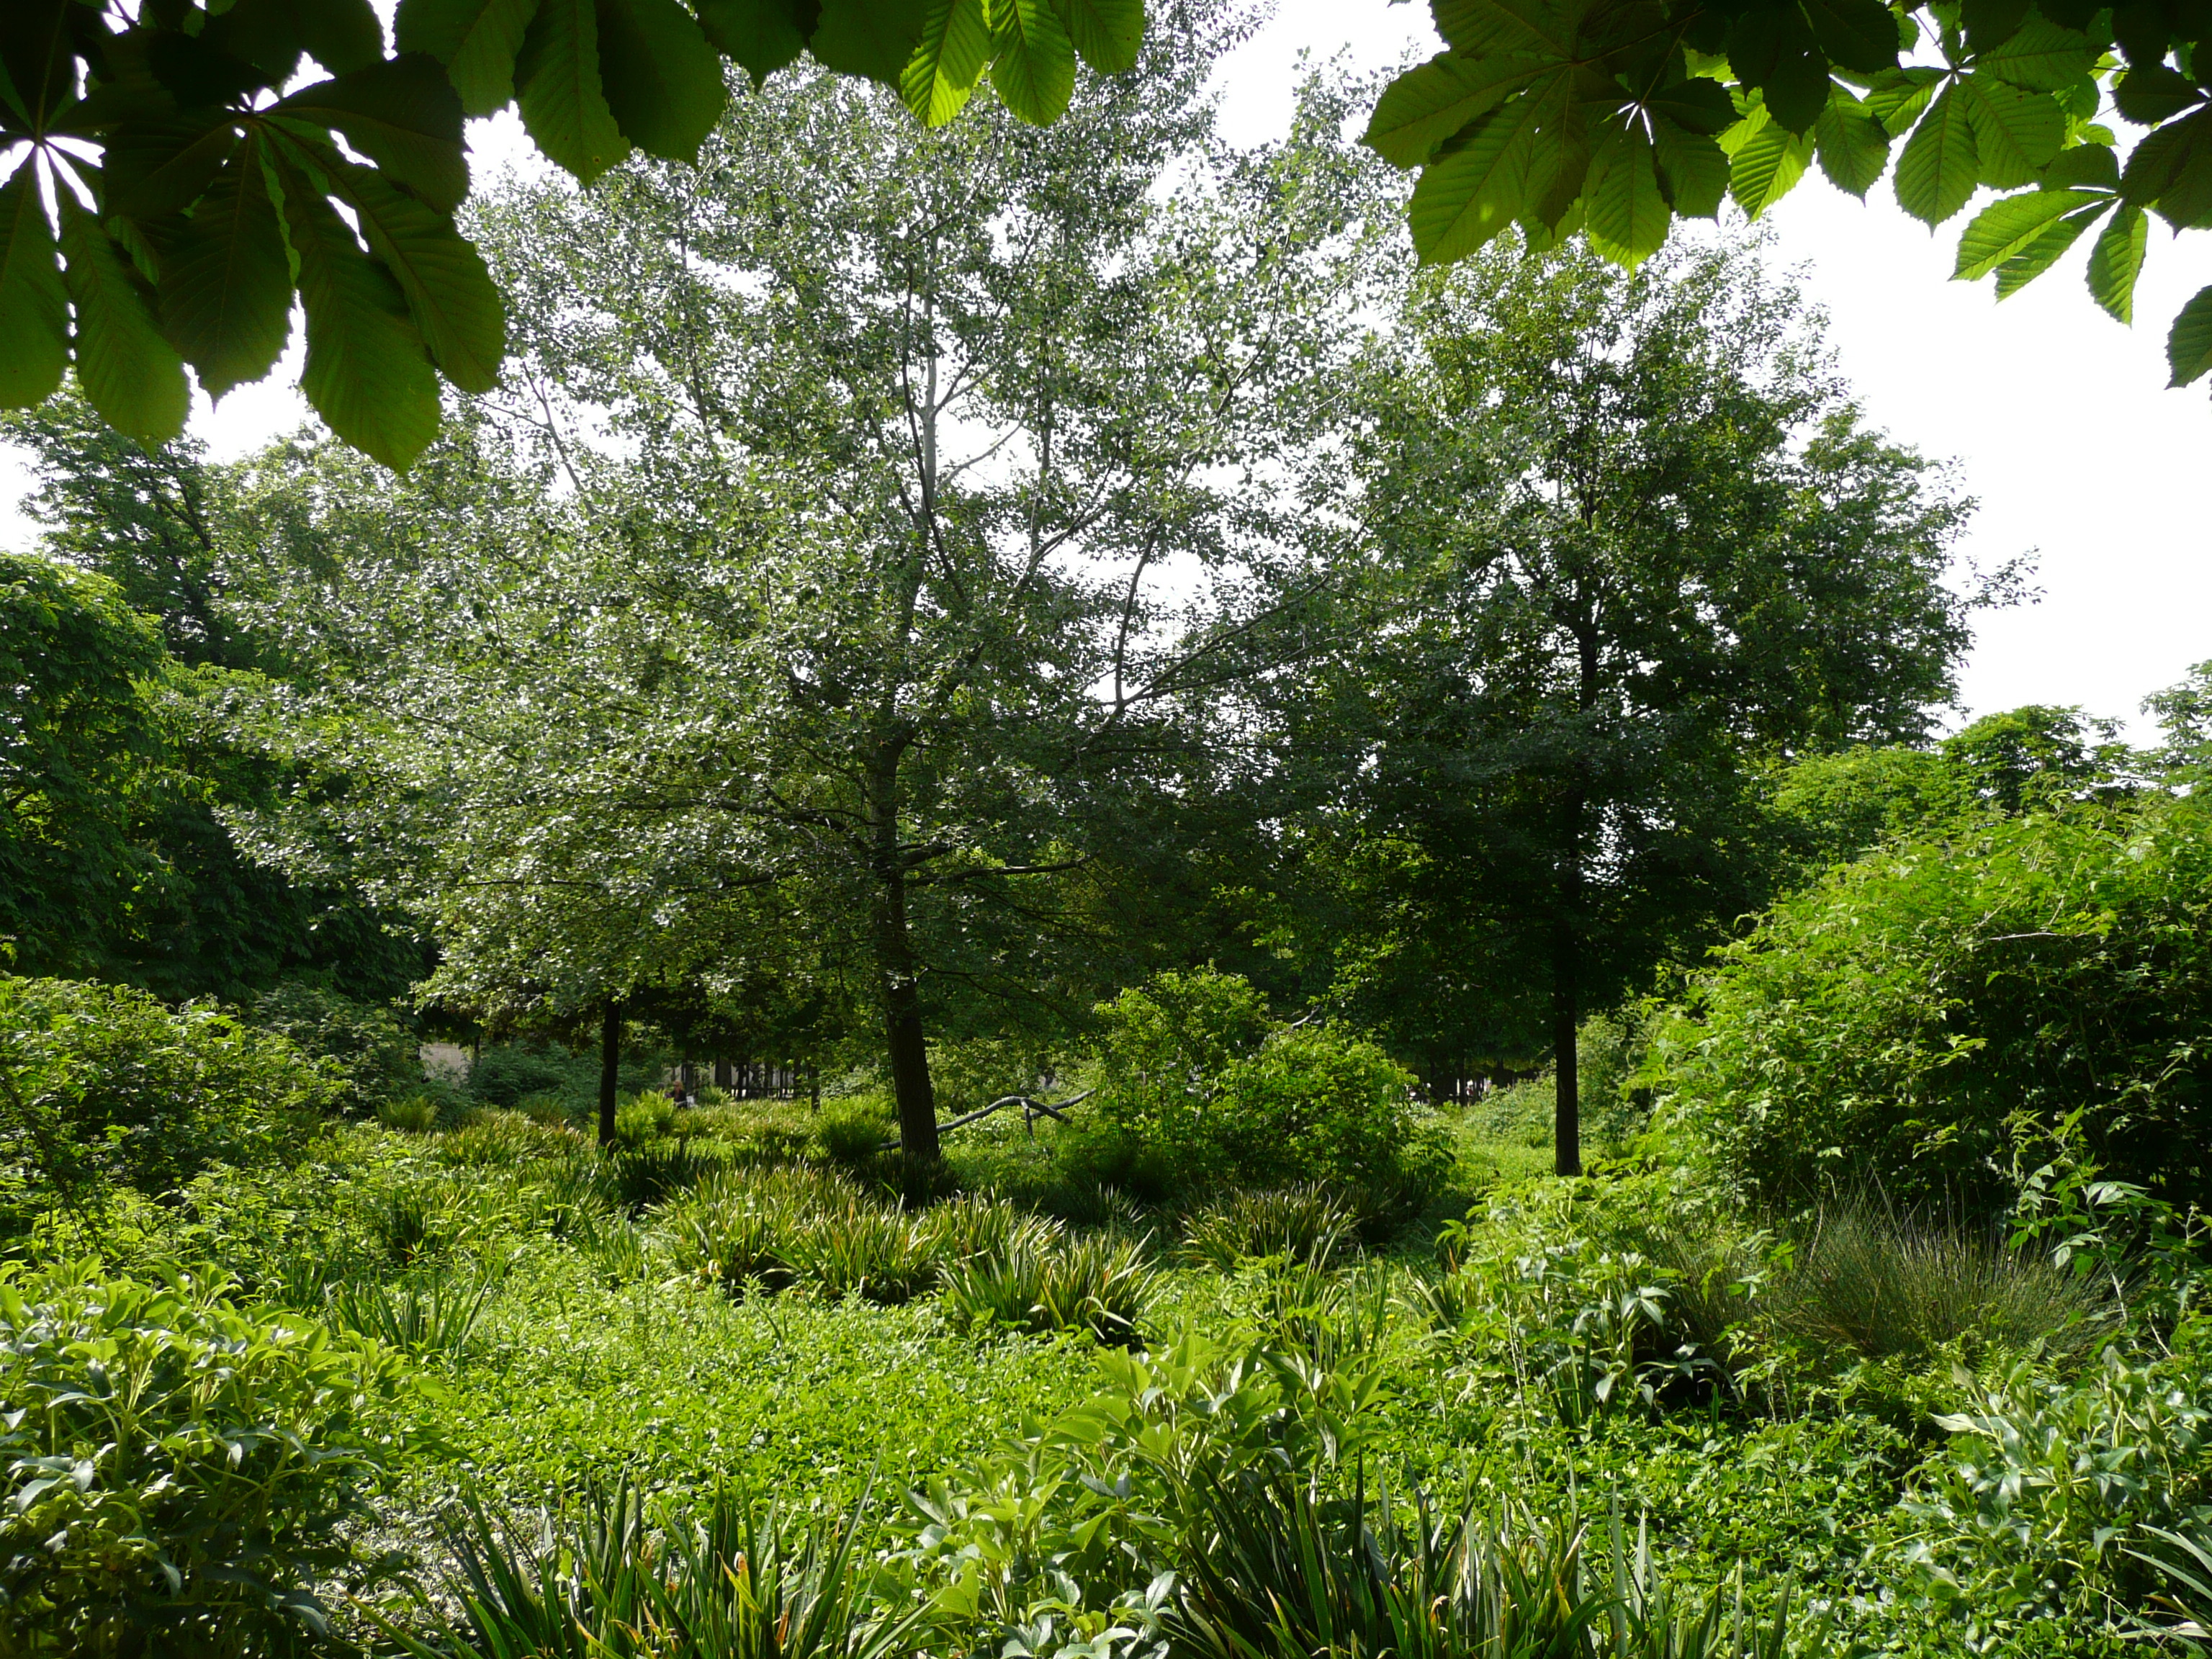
[784,1204,938,1305]
[1899,1325,2212,1645]
[249,980,421,1111]
[0,1259,405,1655]
[464,1040,587,1109]
[614,1089,676,1146]
[1087,971,1447,1205]
[940,1230,1155,1345]
[1653,796,2212,1213]
[0,974,336,1231]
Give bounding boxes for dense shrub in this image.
[250,980,421,1110]
[0,1259,405,1655]
[1653,796,2212,1212]
[1899,1323,2212,1644]
[1087,971,1447,1203]
[0,974,335,1231]
[463,1040,585,1108]
[1182,1184,1357,1270]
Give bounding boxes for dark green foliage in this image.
[0,974,335,1232]
[0,1259,405,1655]
[250,980,421,1112]
[464,1040,593,1108]
[1655,792,2212,1213]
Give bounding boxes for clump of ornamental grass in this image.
[1183,1184,1357,1271]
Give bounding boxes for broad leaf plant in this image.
[1364,0,2212,386]
[0,0,1142,468]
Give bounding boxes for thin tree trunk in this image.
[1551,914,1581,1177]
[598,998,621,1150]
[871,862,938,1162]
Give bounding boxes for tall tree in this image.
[1308,237,2008,1174]
[243,46,1390,1163]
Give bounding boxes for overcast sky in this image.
[7,1,2203,739]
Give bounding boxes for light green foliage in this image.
[0,1259,406,1655]
[0,975,336,1233]
[1088,971,1449,1205]
[1182,1184,1358,1272]
[387,1478,911,1659]
[1900,1326,2212,1645]
[377,1094,441,1132]
[940,1228,1157,1344]
[815,1092,898,1165]
[1655,792,2212,1213]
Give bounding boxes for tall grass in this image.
[940,1231,1156,1344]
[324,1261,505,1358]
[1766,1200,2116,1364]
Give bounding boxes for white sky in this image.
[6,0,2204,739]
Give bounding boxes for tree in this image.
[0,0,1143,465]
[1362,0,2212,389]
[240,48,1387,1164]
[0,553,166,978]
[1305,237,2000,1176]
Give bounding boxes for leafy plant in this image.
[0,1259,405,1655]
[815,1094,897,1166]
[784,1203,939,1306]
[324,1259,506,1358]
[377,1094,439,1133]
[382,1477,913,1659]
[1183,1184,1358,1272]
[1901,1330,2212,1643]
[942,1231,1156,1346]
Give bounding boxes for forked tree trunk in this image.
[598,998,621,1149]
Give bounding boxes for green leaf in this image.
[2040,143,2118,190]
[0,167,68,410]
[1992,203,2100,296]
[1651,115,1729,217]
[902,0,992,125]
[156,144,293,397]
[1952,186,2098,277]
[297,0,387,74]
[1893,82,1978,222]
[1408,94,1547,263]
[325,156,506,392]
[1961,75,2063,189]
[2087,202,2146,322]
[276,57,469,211]
[513,0,630,181]
[1431,0,1574,56]
[989,0,1076,126]
[1726,112,1812,218]
[1814,90,1890,197]
[1057,0,1143,74]
[2112,64,2201,125]
[1645,78,1737,136]
[696,0,809,84]
[56,192,189,444]
[274,154,442,469]
[1583,117,1668,264]
[1364,50,1539,168]
[1802,0,1899,74]
[1865,65,1943,137]
[811,0,929,86]
[2165,284,2212,386]
[595,0,728,161]
[396,0,544,116]
[102,114,241,220]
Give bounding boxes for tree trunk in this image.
[872,868,939,1164]
[598,998,621,1150]
[1551,917,1581,1177]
